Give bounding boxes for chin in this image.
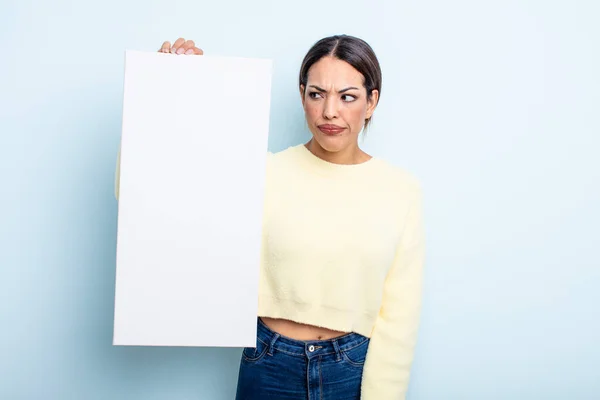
[313,133,351,153]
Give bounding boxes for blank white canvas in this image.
[113,50,272,347]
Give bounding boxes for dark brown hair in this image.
[299,34,382,130]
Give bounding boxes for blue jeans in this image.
[235,318,370,399]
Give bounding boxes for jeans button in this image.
[308,345,315,352]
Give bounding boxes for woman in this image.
[117,35,425,399]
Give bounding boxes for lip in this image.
[318,124,345,135]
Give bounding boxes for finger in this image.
[171,37,185,53]
[182,40,195,51]
[185,45,203,55]
[159,41,171,53]
[177,39,194,55]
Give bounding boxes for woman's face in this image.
[300,56,378,154]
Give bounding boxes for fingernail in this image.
[171,48,177,54]
[185,49,194,55]
[176,48,185,55]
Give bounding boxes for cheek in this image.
[342,103,367,125]
[304,102,321,121]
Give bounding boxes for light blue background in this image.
[1,0,599,399]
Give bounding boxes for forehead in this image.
[306,56,364,88]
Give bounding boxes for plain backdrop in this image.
[1,0,598,399]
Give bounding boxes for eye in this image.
[308,91,323,99]
[341,94,357,102]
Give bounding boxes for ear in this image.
[366,89,379,119]
[300,84,306,107]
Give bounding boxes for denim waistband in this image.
[256,318,369,360]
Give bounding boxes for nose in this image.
[323,97,338,120]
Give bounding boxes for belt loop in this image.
[267,333,280,356]
[332,339,342,362]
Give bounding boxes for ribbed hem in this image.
[257,294,375,338]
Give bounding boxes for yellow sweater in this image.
[115,143,425,399]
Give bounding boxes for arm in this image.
[361,187,425,399]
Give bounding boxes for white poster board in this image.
[113,50,272,347]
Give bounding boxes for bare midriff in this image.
[260,317,348,341]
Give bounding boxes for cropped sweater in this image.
[115,143,425,399]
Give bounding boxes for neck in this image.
[305,139,369,165]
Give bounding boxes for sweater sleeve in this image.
[360,187,425,399]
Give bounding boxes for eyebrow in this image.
[309,85,360,94]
